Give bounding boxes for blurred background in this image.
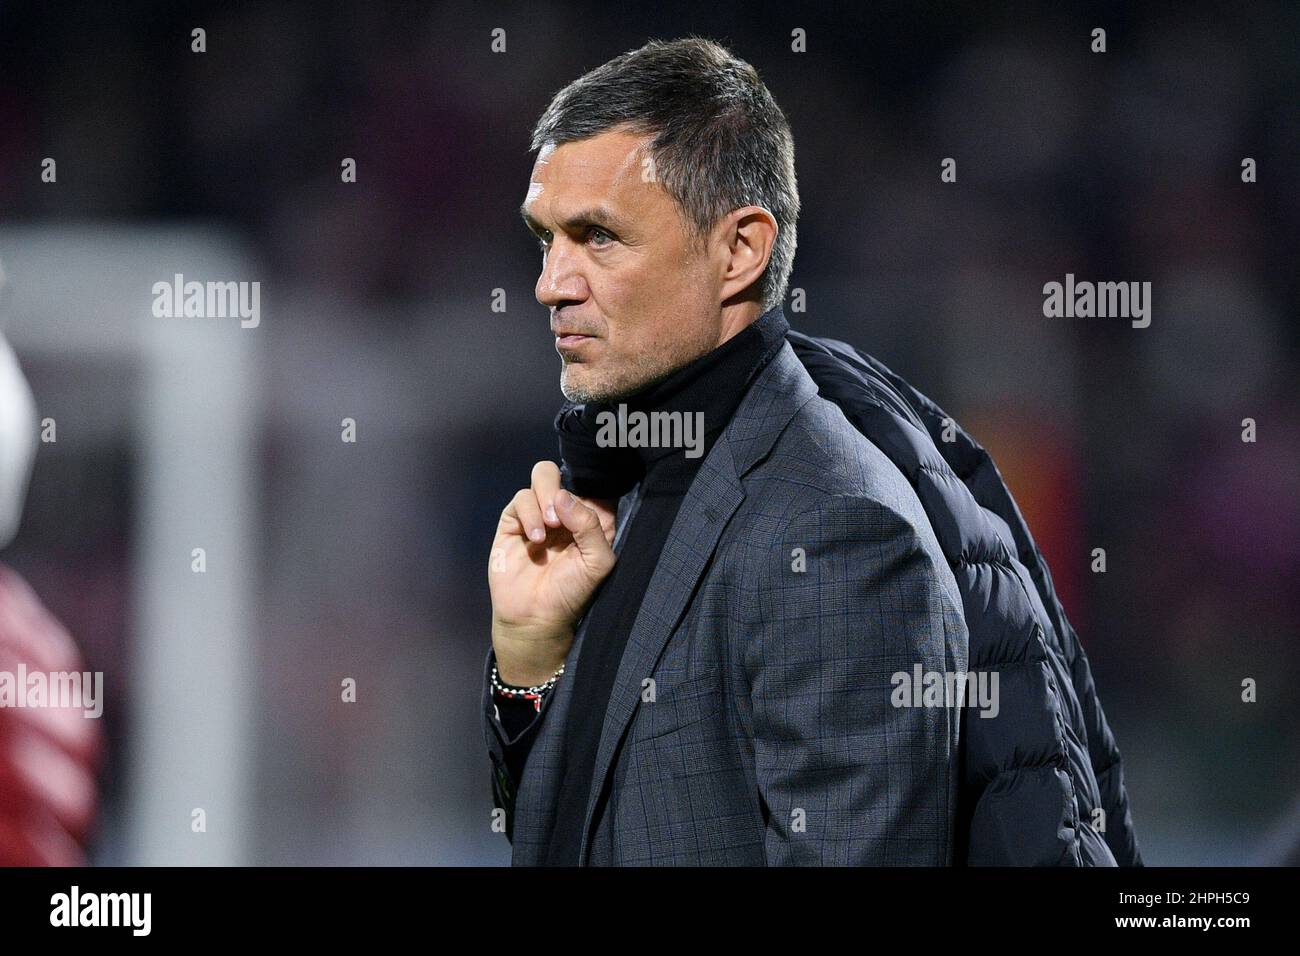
[0,0,1296,865]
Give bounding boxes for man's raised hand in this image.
[488,461,616,685]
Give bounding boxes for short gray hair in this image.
[529,37,799,312]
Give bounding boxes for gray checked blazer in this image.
[482,340,969,865]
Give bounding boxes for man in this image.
[484,36,966,867]
[482,37,1139,866]
[0,263,102,865]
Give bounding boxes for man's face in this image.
[521,127,723,403]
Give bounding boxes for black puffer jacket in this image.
[789,330,1142,866]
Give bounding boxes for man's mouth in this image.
[554,328,598,352]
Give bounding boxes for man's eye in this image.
[587,227,614,247]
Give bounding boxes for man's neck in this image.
[713,300,765,351]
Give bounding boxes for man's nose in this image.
[534,242,587,308]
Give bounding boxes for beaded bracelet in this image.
[491,662,564,712]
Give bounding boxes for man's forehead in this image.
[532,130,647,178]
[523,132,655,217]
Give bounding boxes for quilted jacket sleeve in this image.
[856,347,1143,866]
[786,330,1141,866]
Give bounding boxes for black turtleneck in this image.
[495,304,790,865]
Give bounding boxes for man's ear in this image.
[717,206,778,303]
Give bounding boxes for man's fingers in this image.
[531,461,563,527]
[553,489,615,573]
[497,465,613,554]
[583,497,618,545]
[503,488,547,543]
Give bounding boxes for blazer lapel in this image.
[576,342,820,862]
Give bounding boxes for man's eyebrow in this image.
[518,203,630,234]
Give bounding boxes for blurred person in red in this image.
[0,261,103,865]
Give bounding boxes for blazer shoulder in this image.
[729,393,963,618]
[747,391,928,522]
